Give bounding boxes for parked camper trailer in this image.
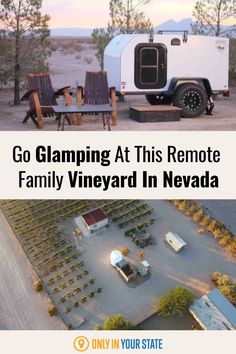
[104,33,229,118]
[114,259,137,282]
[165,232,186,253]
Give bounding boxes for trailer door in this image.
[135,43,167,89]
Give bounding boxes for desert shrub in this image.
[89,291,95,298]
[208,219,218,233]
[197,228,205,234]
[81,296,87,303]
[178,200,188,211]
[96,314,135,330]
[121,247,129,256]
[211,272,236,303]
[48,305,57,317]
[64,307,71,313]
[172,200,180,207]
[211,272,221,282]
[188,202,199,216]
[193,208,204,222]
[200,215,210,227]
[212,229,224,239]
[219,236,232,247]
[226,239,236,254]
[157,287,195,317]
[34,280,43,292]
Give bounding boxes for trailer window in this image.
[140,47,159,84]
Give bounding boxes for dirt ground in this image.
[0,37,236,131]
[57,200,236,329]
[0,92,236,131]
[0,210,64,330]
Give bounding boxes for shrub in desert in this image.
[172,200,181,207]
[221,227,232,237]
[96,314,135,330]
[188,202,199,216]
[178,200,189,211]
[156,287,195,317]
[208,219,218,233]
[120,247,129,256]
[34,280,43,292]
[47,305,57,317]
[213,228,224,240]
[226,238,236,255]
[212,272,236,303]
[197,228,205,234]
[219,236,232,247]
[200,215,210,227]
[211,272,221,283]
[216,274,230,286]
[219,284,236,300]
[193,209,203,223]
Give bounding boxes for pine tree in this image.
[192,0,236,37]
[0,0,51,104]
[92,0,152,69]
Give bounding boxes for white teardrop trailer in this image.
[104,32,229,117]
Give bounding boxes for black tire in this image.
[172,83,207,118]
[145,94,172,105]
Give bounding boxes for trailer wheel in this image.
[173,83,207,118]
[145,94,171,105]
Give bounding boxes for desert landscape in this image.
[0,36,236,131]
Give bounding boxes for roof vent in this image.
[149,30,154,43]
[171,38,181,46]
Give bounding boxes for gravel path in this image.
[0,211,63,330]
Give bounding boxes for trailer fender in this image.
[168,77,213,96]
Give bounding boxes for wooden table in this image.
[52,105,115,131]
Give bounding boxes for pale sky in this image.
[42,0,197,28]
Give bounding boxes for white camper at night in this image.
[104,32,229,117]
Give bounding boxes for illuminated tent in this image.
[110,250,123,266]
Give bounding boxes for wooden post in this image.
[76,86,83,125]
[110,87,117,126]
[32,91,43,128]
[64,87,74,125]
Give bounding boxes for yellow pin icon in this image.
[78,339,85,349]
[74,336,89,352]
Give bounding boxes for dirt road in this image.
[0,211,63,330]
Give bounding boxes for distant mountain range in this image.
[155,18,192,32]
[50,27,93,37]
[50,19,193,37]
[50,18,234,37]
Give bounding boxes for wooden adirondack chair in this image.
[21,73,73,129]
[76,71,117,126]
